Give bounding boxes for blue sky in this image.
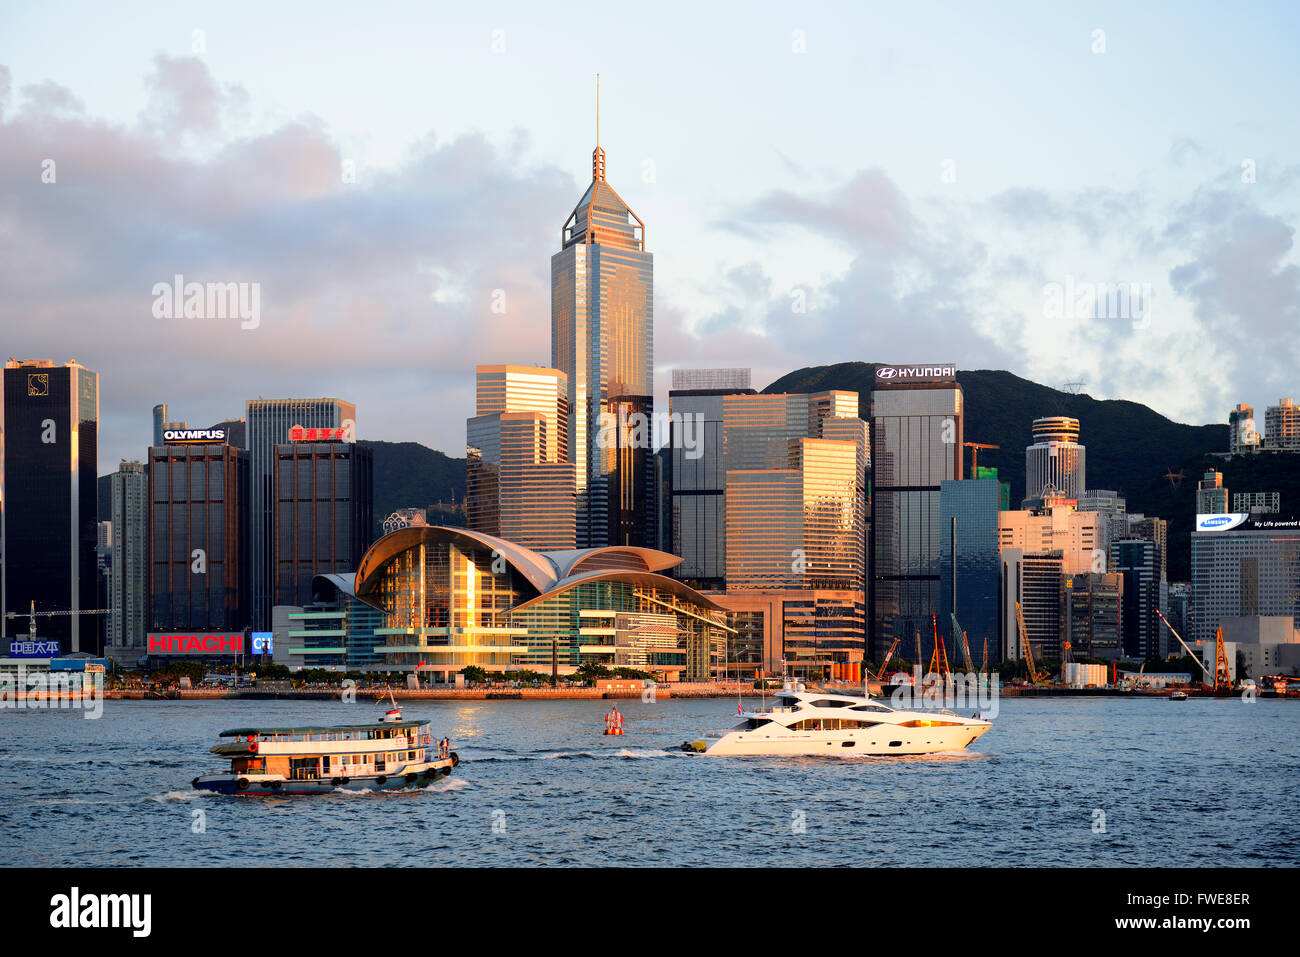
[2,1,1298,471]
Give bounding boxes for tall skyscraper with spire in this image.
[551,78,655,547]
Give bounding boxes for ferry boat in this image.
[191,705,457,795]
[685,682,991,757]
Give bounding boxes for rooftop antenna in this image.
[592,73,606,182]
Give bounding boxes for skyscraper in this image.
[1023,416,1086,503]
[939,478,1002,666]
[667,368,755,588]
[870,365,963,659]
[272,435,374,608]
[550,99,654,548]
[466,365,576,550]
[246,398,355,628]
[1196,470,1228,514]
[1,359,99,653]
[107,460,148,662]
[147,434,250,635]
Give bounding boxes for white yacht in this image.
[692,682,992,757]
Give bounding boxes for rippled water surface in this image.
[2,696,1296,866]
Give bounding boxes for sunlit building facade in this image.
[667,368,755,588]
[1024,416,1086,503]
[354,527,732,681]
[722,390,870,676]
[551,138,655,548]
[466,366,576,550]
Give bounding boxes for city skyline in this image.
[3,4,1299,473]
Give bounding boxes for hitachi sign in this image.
[148,633,244,655]
[163,428,227,444]
[875,364,957,382]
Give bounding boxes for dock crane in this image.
[1156,609,1231,692]
[874,637,900,680]
[1014,601,1046,684]
[951,613,975,674]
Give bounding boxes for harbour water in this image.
[2,696,1296,867]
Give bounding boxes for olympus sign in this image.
[875,364,957,382]
[163,428,227,444]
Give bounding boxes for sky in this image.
[2,1,1298,474]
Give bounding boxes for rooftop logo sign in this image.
[1195,513,1249,532]
[875,364,956,383]
[163,429,226,444]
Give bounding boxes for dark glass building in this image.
[870,369,963,659]
[246,398,356,629]
[148,440,250,633]
[1,359,99,654]
[939,478,1001,667]
[272,438,374,608]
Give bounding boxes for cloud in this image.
[0,55,580,467]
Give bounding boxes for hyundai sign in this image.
[874,363,957,383]
[148,633,245,655]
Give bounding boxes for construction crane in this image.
[963,442,999,479]
[1014,601,1046,684]
[874,637,900,680]
[928,614,951,677]
[5,600,110,642]
[951,613,975,673]
[1156,609,1230,692]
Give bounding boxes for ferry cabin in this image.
[207,720,448,791]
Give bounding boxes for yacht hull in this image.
[704,723,990,757]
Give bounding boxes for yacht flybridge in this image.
[690,682,992,757]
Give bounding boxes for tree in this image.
[460,665,488,683]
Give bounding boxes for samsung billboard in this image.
[1195,513,1300,532]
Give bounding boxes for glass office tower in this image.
[1,359,99,653]
[107,460,148,661]
[551,138,654,548]
[246,398,355,628]
[939,478,1001,667]
[667,368,755,588]
[148,439,250,633]
[870,377,963,660]
[272,438,374,608]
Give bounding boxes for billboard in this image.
[7,639,61,658]
[250,632,274,654]
[874,363,957,384]
[288,425,349,442]
[1195,513,1300,532]
[148,633,245,655]
[163,428,227,445]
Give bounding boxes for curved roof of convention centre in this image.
[353,526,699,607]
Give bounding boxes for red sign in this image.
[289,425,348,442]
[148,633,245,655]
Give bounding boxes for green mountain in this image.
[762,362,1294,582]
[359,440,465,537]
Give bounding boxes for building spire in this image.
[592,73,606,182]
